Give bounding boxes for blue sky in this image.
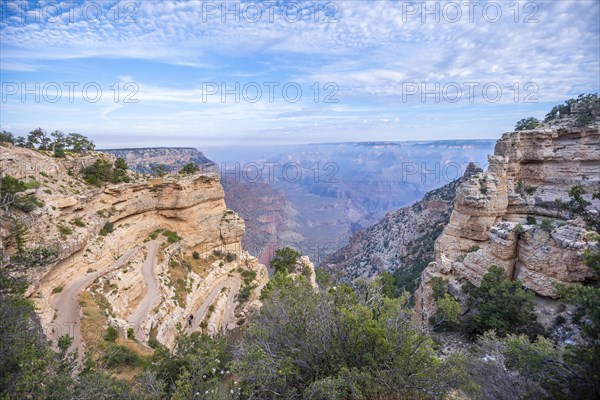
[0,0,599,147]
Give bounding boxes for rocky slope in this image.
[102,147,216,174]
[323,163,482,285]
[415,122,600,329]
[0,144,267,351]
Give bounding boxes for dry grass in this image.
[183,252,218,278]
[169,258,190,307]
[79,291,110,351]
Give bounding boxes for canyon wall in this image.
[415,124,600,327]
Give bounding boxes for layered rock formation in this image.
[0,144,267,351]
[415,124,600,326]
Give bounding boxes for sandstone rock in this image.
[415,124,599,326]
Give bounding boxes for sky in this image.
[0,0,599,148]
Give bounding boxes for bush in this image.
[103,343,139,368]
[179,163,200,175]
[237,278,474,399]
[192,251,200,260]
[58,225,72,237]
[526,215,537,225]
[466,245,480,253]
[52,286,63,294]
[236,284,257,304]
[241,269,257,285]
[99,222,114,236]
[127,327,135,340]
[0,176,42,212]
[225,252,237,263]
[81,159,114,186]
[162,230,181,243]
[515,117,541,131]
[430,293,461,331]
[269,247,300,274]
[11,247,58,267]
[467,266,537,337]
[71,218,86,227]
[430,276,449,301]
[105,325,118,342]
[0,130,15,143]
[540,218,553,231]
[513,224,525,234]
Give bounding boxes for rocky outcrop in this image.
[415,124,600,327]
[289,255,318,288]
[0,145,266,350]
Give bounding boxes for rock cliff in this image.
[0,144,267,351]
[415,123,600,327]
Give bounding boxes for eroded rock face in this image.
[0,146,266,350]
[415,124,600,326]
[289,255,318,288]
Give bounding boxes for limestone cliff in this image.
[0,144,267,351]
[415,123,600,328]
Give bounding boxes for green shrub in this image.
[82,159,113,186]
[162,230,181,243]
[213,249,224,257]
[99,222,115,236]
[430,276,449,301]
[58,225,72,237]
[52,286,63,294]
[467,266,537,337]
[179,163,200,175]
[466,245,480,253]
[225,252,237,263]
[236,284,257,304]
[71,218,86,227]
[526,216,537,225]
[241,269,257,285]
[11,247,58,267]
[127,327,135,340]
[540,218,553,231]
[515,117,541,131]
[0,176,43,212]
[430,293,461,331]
[269,247,300,274]
[192,251,200,260]
[105,325,118,342]
[102,343,139,368]
[23,180,40,190]
[513,224,525,234]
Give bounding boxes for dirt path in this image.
[52,248,137,355]
[128,241,160,342]
[185,278,241,334]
